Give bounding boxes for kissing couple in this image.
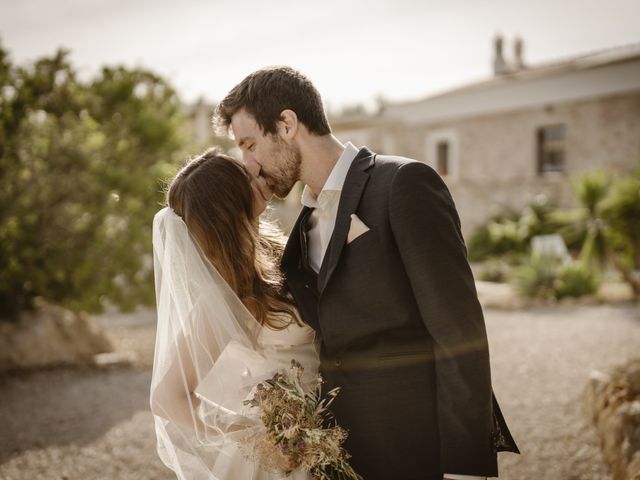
[149,66,519,480]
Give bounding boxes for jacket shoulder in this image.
[373,153,417,170]
[372,154,440,185]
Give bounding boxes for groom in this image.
[215,67,518,480]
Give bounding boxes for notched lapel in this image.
[282,206,312,275]
[317,148,375,293]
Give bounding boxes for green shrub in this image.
[602,171,640,298]
[554,263,600,299]
[467,213,526,262]
[512,253,558,300]
[467,197,561,262]
[470,168,640,300]
[512,252,600,300]
[477,259,512,283]
[0,43,191,319]
[467,223,494,262]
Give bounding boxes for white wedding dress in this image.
[206,319,319,480]
[150,207,319,480]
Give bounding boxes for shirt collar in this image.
[300,142,360,209]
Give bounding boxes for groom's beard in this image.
[266,139,302,199]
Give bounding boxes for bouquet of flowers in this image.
[241,360,363,480]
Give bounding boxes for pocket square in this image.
[347,214,370,244]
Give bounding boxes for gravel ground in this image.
[0,303,639,480]
[488,303,640,479]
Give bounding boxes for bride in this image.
[149,148,319,480]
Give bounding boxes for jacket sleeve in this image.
[388,160,494,474]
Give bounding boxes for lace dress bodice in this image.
[258,316,320,386]
[209,313,318,480]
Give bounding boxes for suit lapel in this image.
[281,206,323,332]
[317,148,375,293]
[282,206,312,275]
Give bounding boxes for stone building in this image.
[188,97,216,146]
[331,38,640,234]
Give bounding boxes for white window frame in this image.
[424,129,459,183]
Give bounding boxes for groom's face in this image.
[231,109,301,199]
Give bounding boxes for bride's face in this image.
[231,109,301,199]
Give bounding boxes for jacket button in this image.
[305,284,310,289]
[334,360,342,367]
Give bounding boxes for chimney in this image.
[493,34,508,75]
[514,36,525,69]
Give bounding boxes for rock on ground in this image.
[0,300,114,371]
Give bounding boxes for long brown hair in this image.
[166,148,298,329]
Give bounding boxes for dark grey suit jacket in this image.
[282,148,518,480]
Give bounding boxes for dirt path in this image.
[0,320,170,480]
[0,304,638,480]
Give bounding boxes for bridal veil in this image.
[150,207,274,479]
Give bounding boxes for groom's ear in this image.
[278,109,298,140]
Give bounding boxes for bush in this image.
[468,213,526,262]
[512,253,558,300]
[471,169,640,301]
[602,171,640,298]
[512,253,600,300]
[477,258,512,283]
[563,171,611,267]
[0,43,190,319]
[554,263,600,299]
[468,197,560,262]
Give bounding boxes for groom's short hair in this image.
[215,66,331,137]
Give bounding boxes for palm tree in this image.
[554,171,611,268]
[574,172,611,267]
[602,171,640,299]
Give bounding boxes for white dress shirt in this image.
[301,142,359,273]
[299,142,488,480]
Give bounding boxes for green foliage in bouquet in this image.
[0,41,189,319]
[242,360,363,480]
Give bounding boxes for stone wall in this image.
[333,91,640,236]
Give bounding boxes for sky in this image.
[1,0,639,112]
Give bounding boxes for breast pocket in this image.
[339,227,382,294]
[344,226,379,250]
